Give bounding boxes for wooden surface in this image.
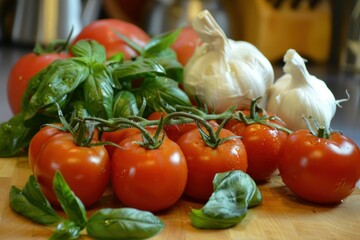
[0,156,359,240]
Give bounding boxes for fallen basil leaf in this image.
[190,170,262,229]
[53,171,87,229]
[9,175,62,225]
[86,208,164,240]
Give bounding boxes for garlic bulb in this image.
[267,49,345,130]
[183,10,274,113]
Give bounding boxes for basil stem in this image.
[86,208,164,240]
[9,175,62,225]
[53,171,87,229]
[190,170,262,229]
[49,221,81,240]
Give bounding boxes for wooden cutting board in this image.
[0,156,359,239]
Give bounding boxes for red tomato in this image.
[224,112,288,182]
[30,126,110,207]
[279,130,360,204]
[171,26,200,66]
[101,128,141,158]
[7,52,69,114]
[111,132,188,212]
[72,18,150,59]
[147,111,198,142]
[177,127,247,201]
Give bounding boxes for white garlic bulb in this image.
[267,49,345,130]
[183,10,274,113]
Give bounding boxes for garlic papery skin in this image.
[183,10,274,113]
[267,49,340,131]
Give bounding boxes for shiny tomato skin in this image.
[171,26,200,66]
[7,52,69,114]
[279,130,360,204]
[28,124,64,171]
[225,118,288,182]
[177,127,247,201]
[111,133,188,212]
[31,129,110,207]
[72,18,150,59]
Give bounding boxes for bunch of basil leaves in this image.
[0,30,191,157]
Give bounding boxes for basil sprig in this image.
[9,172,164,239]
[190,170,262,229]
[0,28,191,157]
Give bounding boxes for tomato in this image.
[171,26,200,66]
[147,111,198,142]
[7,52,69,114]
[101,128,141,158]
[279,130,360,204]
[111,132,188,212]
[224,111,288,182]
[72,18,150,59]
[30,126,110,207]
[177,126,247,201]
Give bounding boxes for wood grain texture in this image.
[0,157,359,240]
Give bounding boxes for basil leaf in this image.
[53,171,87,229]
[110,58,166,88]
[70,39,106,63]
[49,221,81,240]
[190,170,262,229]
[86,208,164,240]
[0,113,39,157]
[83,63,114,119]
[112,90,139,117]
[9,175,62,225]
[136,76,191,115]
[143,29,181,57]
[150,48,183,83]
[23,59,90,121]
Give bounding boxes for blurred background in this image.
[0,0,356,67]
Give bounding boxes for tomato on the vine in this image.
[111,131,188,212]
[224,110,288,182]
[72,18,150,59]
[279,128,360,204]
[147,111,198,142]
[177,126,247,201]
[7,52,69,114]
[30,125,110,207]
[171,26,200,66]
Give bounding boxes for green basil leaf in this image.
[70,39,106,63]
[110,58,166,88]
[53,171,87,229]
[86,208,164,240]
[83,63,114,119]
[152,50,183,83]
[23,59,90,121]
[136,76,191,115]
[49,221,81,240]
[143,29,181,57]
[9,175,62,225]
[112,90,139,117]
[0,113,39,157]
[190,170,262,229]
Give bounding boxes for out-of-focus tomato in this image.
[147,111,198,142]
[30,125,110,207]
[72,18,150,59]
[224,110,288,182]
[7,52,69,114]
[279,129,360,204]
[111,132,188,212]
[177,126,247,201]
[171,26,200,66]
